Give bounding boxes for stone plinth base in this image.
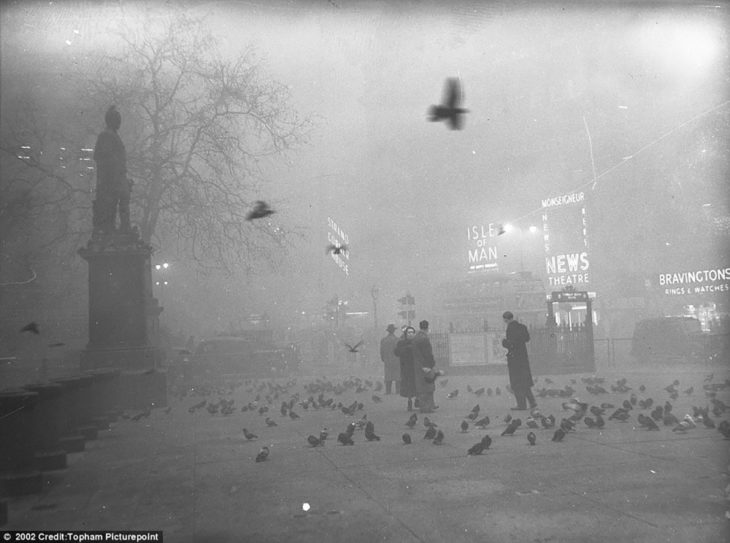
[80,346,162,371]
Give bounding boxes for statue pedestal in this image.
[78,231,166,408]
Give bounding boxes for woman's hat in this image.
[386,324,397,332]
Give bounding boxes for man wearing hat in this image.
[380,324,401,394]
[502,311,537,410]
[413,320,439,413]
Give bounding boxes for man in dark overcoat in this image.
[412,320,438,413]
[502,311,537,410]
[380,324,401,394]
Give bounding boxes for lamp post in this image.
[371,285,379,330]
[154,262,170,312]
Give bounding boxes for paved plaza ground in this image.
[2,361,729,543]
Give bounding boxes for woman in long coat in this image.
[394,326,417,411]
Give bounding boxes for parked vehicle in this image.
[631,317,707,362]
[176,335,299,380]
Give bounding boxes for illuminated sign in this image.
[466,223,500,272]
[542,191,590,287]
[657,266,730,296]
[550,290,590,302]
[327,217,350,277]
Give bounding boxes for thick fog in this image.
[1,0,727,339]
[2,2,730,541]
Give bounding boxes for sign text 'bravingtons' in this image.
[658,266,730,295]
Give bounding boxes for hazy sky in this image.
[2,0,727,328]
[197,0,728,317]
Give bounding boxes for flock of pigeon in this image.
[154,371,730,465]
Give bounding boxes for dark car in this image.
[631,317,706,362]
[177,336,298,381]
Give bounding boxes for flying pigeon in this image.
[428,77,469,130]
[20,322,40,334]
[345,340,364,353]
[246,200,275,221]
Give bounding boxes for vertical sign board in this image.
[486,331,508,365]
[448,333,488,366]
[542,191,590,289]
[466,223,501,273]
[327,217,350,277]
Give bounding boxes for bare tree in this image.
[0,70,92,283]
[76,11,311,273]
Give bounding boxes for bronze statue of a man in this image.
[93,105,132,234]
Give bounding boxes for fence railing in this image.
[429,328,595,375]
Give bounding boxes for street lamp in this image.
[371,285,379,330]
[153,262,170,309]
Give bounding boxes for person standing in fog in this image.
[394,326,417,411]
[380,324,400,394]
[502,311,537,411]
[93,105,132,235]
[413,320,438,413]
